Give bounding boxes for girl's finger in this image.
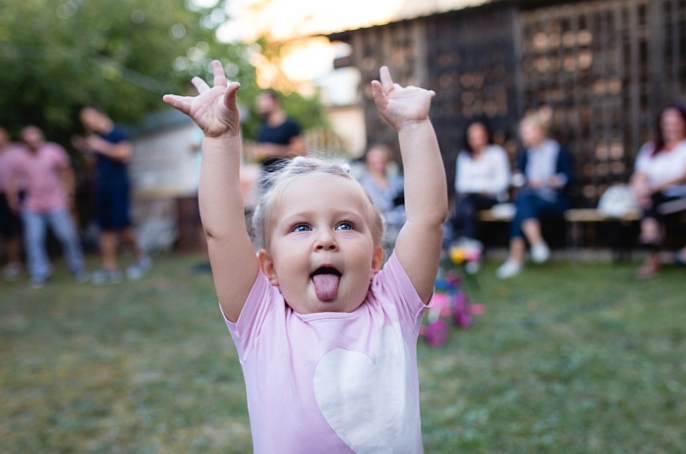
[212,60,228,88]
[371,80,388,110]
[162,94,192,116]
[192,77,211,94]
[223,81,241,109]
[379,66,395,93]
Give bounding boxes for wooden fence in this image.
[330,0,686,208]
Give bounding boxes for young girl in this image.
[163,61,447,453]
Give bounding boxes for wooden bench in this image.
[476,205,643,260]
[477,198,686,261]
[564,208,642,261]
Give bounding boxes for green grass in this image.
[1,254,684,453]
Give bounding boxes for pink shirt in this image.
[224,252,429,454]
[0,144,28,193]
[12,143,70,212]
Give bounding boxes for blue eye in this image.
[292,224,311,232]
[336,222,353,231]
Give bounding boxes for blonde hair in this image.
[521,106,553,133]
[252,156,385,249]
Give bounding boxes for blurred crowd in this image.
[0,106,151,288]
[2,99,686,288]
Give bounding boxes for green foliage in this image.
[0,0,330,152]
[238,34,330,141]
[0,0,256,147]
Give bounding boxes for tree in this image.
[0,0,256,148]
[0,0,330,156]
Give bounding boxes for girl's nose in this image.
[314,229,338,251]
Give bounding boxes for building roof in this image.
[234,0,493,42]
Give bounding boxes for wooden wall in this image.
[520,0,686,206]
[330,0,686,208]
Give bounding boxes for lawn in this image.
[1,253,684,453]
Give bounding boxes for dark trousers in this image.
[642,193,684,248]
[450,193,498,240]
[510,188,569,239]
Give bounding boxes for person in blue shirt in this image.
[75,105,151,284]
[496,107,574,279]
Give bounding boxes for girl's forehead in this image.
[274,174,370,214]
[282,172,358,193]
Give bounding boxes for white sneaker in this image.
[2,263,22,280]
[531,242,550,264]
[496,259,522,279]
[127,256,152,281]
[92,269,123,285]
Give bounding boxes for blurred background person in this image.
[252,90,306,189]
[0,126,26,280]
[630,103,686,278]
[447,119,510,248]
[496,107,574,279]
[74,105,151,284]
[6,126,88,288]
[356,143,406,250]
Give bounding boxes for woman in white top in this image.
[630,104,686,277]
[448,120,510,244]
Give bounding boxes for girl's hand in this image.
[371,66,435,131]
[163,60,241,138]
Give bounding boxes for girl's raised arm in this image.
[163,60,258,322]
[371,67,448,303]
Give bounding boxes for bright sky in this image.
[207,0,488,82]
[225,0,487,42]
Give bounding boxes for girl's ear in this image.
[371,245,384,277]
[258,249,279,286]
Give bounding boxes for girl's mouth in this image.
[311,266,341,301]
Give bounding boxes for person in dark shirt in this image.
[253,90,306,185]
[74,105,151,284]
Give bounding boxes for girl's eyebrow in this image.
[279,209,364,225]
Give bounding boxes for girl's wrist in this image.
[396,118,432,133]
[203,134,240,147]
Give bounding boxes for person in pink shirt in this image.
[0,126,26,279]
[6,126,88,288]
[163,61,447,453]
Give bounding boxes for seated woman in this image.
[496,107,574,279]
[356,143,406,249]
[630,103,686,278]
[448,120,510,246]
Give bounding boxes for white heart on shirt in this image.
[313,323,420,453]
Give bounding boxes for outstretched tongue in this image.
[312,273,340,301]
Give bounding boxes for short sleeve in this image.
[10,152,27,178]
[492,146,511,194]
[221,271,279,360]
[108,126,130,144]
[634,142,654,173]
[49,144,70,168]
[285,118,301,139]
[371,252,431,336]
